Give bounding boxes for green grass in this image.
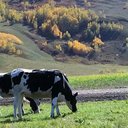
[0,101,128,128]
[69,73,128,89]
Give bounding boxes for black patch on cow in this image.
[26,71,56,93]
[23,74,27,79]
[12,72,24,85]
[0,73,12,94]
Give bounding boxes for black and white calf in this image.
[11,68,78,119]
[0,72,40,114]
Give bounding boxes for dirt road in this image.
[0,88,128,105]
[74,88,128,102]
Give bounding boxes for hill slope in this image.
[0,0,128,75]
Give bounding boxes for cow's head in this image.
[66,92,78,112]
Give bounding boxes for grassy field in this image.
[69,73,128,89]
[0,101,128,128]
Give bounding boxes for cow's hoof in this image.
[57,113,61,117]
[13,117,18,121]
[34,109,40,114]
[50,114,55,118]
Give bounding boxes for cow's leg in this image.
[13,96,18,119]
[17,94,23,119]
[55,104,60,116]
[21,103,25,115]
[51,97,58,118]
[56,104,60,116]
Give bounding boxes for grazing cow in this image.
[0,72,40,114]
[11,68,78,119]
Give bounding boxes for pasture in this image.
[0,100,128,128]
[69,73,128,89]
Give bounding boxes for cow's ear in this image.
[74,92,78,97]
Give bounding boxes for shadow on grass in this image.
[0,112,33,123]
[44,112,74,120]
[0,112,32,119]
[61,112,73,118]
[0,118,31,123]
[0,112,74,123]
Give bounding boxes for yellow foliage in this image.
[8,9,23,22]
[55,44,62,51]
[0,32,23,55]
[51,24,62,38]
[0,32,22,45]
[68,40,93,55]
[92,37,104,46]
[68,41,73,48]
[24,10,35,23]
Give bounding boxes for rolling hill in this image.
[0,0,128,75]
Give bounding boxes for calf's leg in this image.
[25,97,40,113]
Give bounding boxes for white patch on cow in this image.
[54,76,61,84]
[11,68,23,78]
[11,68,33,78]
[21,73,29,85]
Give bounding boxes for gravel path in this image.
[0,88,128,105]
[74,88,128,102]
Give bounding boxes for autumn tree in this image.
[7,9,23,23]
[0,32,23,55]
[51,24,62,39]
[67,40,93,56]
[91,37,104,52]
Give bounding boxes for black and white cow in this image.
[0,72,40,114]
[11,68,78,119]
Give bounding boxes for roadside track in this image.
[74,88,128,102]
[0,88,128,105]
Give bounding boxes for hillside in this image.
[0,0,128,74]
[6,0,128,63]
[89,0,128,64]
